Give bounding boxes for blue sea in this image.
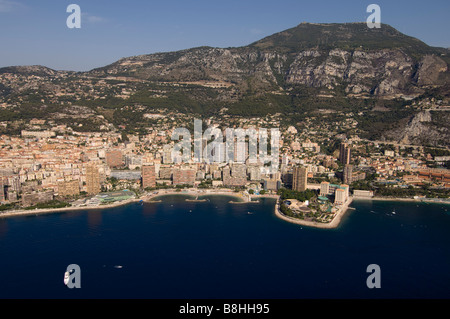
[0,195,449,299]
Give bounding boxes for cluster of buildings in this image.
[1,110,449,210]
[319,182,350,205]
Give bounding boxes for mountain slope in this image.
[0,22,449,146]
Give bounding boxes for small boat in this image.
[114,265,123,269]
[392,210,396,215]
[63,271,70,285]
[189,210,192,213]
[247,212,253,215]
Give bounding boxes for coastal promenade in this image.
[353,196,450,205]
[0,198,141,219]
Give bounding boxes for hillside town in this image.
[1,111,449,219]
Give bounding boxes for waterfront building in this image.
[353,190,374,198]
[22,190,54,207]
[0,175,5,202]
[57,180,80,197]
[263,179,281,191]
[142,165,156,189]
[159,166,173,180]
[335,188,346,205]
[173,166,196,186]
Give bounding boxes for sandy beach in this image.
[0,188,251,219]
[143,188,250,202]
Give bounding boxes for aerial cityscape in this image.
[0,0,449,304]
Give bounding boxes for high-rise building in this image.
[343,164,353,184]
[0,175,5,202]
[86,165,100,195]
[334,188,346,205]
[281,172,293,188]
[159,166,173,180]
[142,165,156,189]
[292,166,308,192]
[339,143,351,165]
[341,184,349,200]
[172,167,196,186]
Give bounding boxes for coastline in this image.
[2,189,447,221]
[0,198,142,219]
[0,188,253,219]
[353,196,450,205]
[273,196,354,229]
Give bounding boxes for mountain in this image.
[86,22,449,97]
[0,22,449,146]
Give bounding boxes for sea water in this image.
[0,195,449,299]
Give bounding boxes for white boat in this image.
[392,210,396,215]
[114,265,123,269]
[63,271,70,285]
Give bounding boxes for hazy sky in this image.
[0,0,449,71]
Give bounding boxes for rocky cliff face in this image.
[282,48,432,97]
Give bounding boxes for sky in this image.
[0,0,449,71]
